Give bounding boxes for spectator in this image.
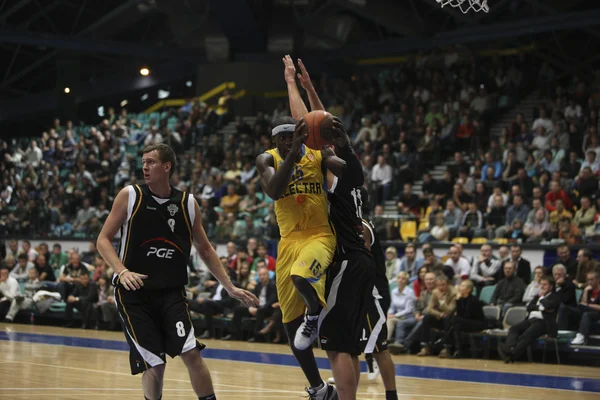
[64,273,98,329]
[553,263,578,312]
[524,209,550,242]
[579,150,600,175]
[20,240,38,262]
[505,245,532,285]
[575,249,600,289]
[0,267,20,321]
[458,201,483,240]
[490,261,525,316]
[523,266,544,304]
[496,194,529,238]
[574,196,597,232]
[94,275,118,331]
[4,269,42,322]
[385,247,401,281]
[397,243,423,280]
[417,275,456,357]
[371,155,393,204]
[223,267,277,342]
[34,254,55,282]
[412,265,429,298]
[220,184,240,214]
[445,245,471,284]
[549,199,572,231]
[442,200,463,238]
[570,271,600,345]
[498,276,560,363]
[250,244,276,272]
[557,217,582,245]
[439,279,486,358]
[576,168,599,200]
[10,254,34,283]
[470,244,501,292]
[428,213,450,242]
[48,244,69,272]
[386,272,417,347]
[553,245,578,279]
[57,253,90,301]
[545,180,572,212]
[190,273,237,339]
[485,194,507,236]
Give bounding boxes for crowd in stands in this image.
[1,237,599,362]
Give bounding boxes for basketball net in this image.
[436,0,489,14]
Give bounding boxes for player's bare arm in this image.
[192,200,258,307]
[97,187,147,291]
[321,147,346,178]
[361,221,373,251]
[297,58,326,113]
[283,55,309,120]
[256,119,308,200]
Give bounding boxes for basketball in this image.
[304,110,334,149]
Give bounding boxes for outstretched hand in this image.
[282,55,297,84]
[297,59,313,90]
[228,287,259,308]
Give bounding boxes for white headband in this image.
[272,124,295,137]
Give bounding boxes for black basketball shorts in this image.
[363,279,391,354]
[115,286,205,375]
[318,251,375,355]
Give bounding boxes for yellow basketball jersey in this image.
[265,145,330,237]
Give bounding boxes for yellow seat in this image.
[495,238,508,244]
[418,220,429,232]
[452,237,469,244]
[400,220,417,242]
[471,237,488,244]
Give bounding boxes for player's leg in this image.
[284,316,323,387]
[180,349,216,399]
[291,233,336,350]
[163,289,214,399]
[372,351,398,400]
[142,364,165,400]
[327,351,358,400]
[115,288,167,398]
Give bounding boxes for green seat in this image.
[576,289,583,302]
[50,302,66,312]
[389,280,398,292]
[479,285,496,304]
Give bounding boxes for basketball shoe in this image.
[306,381,338,400]
[294,313,319,350]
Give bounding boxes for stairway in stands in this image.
[383,91,545,216]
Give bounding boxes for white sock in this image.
[307,314,319,321]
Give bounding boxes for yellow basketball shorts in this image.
[276,227,336,323]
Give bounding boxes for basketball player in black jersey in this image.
[286,57,398,400]
[358,187,398,400]
[97,143,258,400]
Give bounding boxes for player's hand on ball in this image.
[297,58,313,90]
[291,119,308,153]
[331,117,349,147]
[282,55,296,84]
[228,287,259,307]
[121,271,148,291]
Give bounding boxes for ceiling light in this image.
[140,67,150,76]
[120,99,128,107]
[140,93,149,101]
[64,87,70,94]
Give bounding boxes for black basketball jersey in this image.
[119,184,194,290]
[327,145,369,257]
[362,218,387,293]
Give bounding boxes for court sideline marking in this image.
[1,331,599,395]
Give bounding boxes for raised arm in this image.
[192,200,258,307]
[283,55,309,120]
[256,120,307,200]
[297,58,325,112]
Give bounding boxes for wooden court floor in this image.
[0,323,598,399]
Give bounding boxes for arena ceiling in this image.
[0,0,599,121]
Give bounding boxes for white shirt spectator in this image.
[388,286,416,318]
[531,117,553,133]
[25,144,43,166]
[10,262,34,283]
[469,258,501,283]
[532,134,551,151]
[564,104,582,119]
[487,192,508,208]
[144,132,164,146]
[354,126,377,144]
[0,276,20,301]
[445,257,472,281]
[523,280,541,304]
[0,185,13,204]
[371,163,392,185]
[580,160,600,175]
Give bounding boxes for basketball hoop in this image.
[436,0,489,14]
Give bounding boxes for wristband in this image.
[118,269,130,278]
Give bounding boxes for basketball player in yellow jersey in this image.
[256,117,345,399]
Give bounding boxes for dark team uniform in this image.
[361,218,390,353]
[115,184,204,375]
[318,144,376,355]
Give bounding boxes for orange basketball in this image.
[304,110,334,149]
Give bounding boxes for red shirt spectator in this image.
[545,181,572,212]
